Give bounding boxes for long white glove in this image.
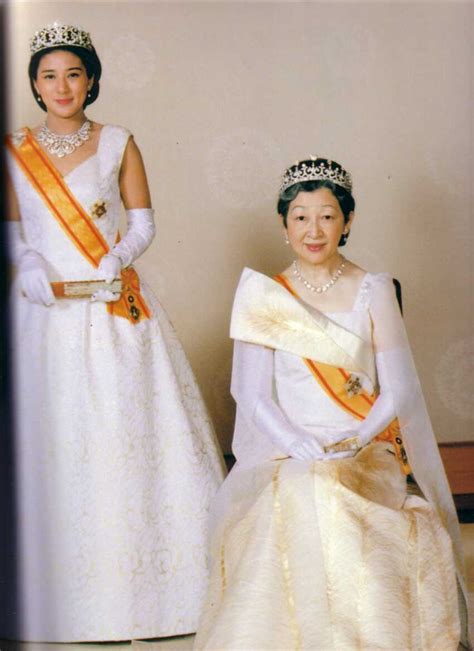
[7,221,55,306]
[99,208,156,278]
[332,351,397,449]
[356,351,397,446]
[94,208,155,302]
[331,275,404,449]
[231,340,348,461]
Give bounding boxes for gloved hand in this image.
[92,253,121,302]
[287,438,356,462]
[94,208,155,302]
[19,250,56,306]
[7,221,55,306]
[289,438,331,461]
[232,340,327,461]
[97,252,122,284]
[329,352,397,451]
[109,208,155,269]
[91,288,121,303]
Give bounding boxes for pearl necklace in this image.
[292,257,346,293]
[37,119,91,158]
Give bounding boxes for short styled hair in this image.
[277,180,355,247]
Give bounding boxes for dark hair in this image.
[28,45,102,112]
[277,180,355,247]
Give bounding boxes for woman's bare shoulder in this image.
[344,259,367,280]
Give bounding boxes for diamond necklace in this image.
[292,257,346,293]
[36,119,91,158]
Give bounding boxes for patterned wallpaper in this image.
[7,1,473,451]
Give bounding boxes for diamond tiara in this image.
[30,22,93,55]
[280,157,352,194]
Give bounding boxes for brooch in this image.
[344,374,363,397]
[90,199,108,219]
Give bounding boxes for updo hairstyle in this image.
[277,179,355,247]
[28,44,102,112]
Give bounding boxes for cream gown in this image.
[4,124,226,642]
[194,269,466,651]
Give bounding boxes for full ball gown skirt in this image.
[194,272,461,650]
[4,124,225,642]
[194,446,460,650]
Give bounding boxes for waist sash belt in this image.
[6,128,150,324]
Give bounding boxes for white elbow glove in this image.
[94,208,155,302]
[100,208,156,276]
[232,340,325,461]
[93,253,122,302]
[8,221,55,306]
[354,351,397,447]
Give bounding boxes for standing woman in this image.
[4,23,225,642]
[194,158,469,649]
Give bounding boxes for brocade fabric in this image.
[5,125,226,642]
[194,269,463,650]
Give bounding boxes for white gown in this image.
[4,124,226,642]
[194,270,466,650]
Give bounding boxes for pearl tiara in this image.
[280,157,353,194]
[30,22,93,55]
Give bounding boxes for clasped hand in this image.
[288,431,359,461]
[92,253,121,303]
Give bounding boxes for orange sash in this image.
[6,128,150,324]
[274,274,410,474]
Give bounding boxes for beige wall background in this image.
[6,0,473,451]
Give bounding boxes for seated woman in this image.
[194,158,469,650]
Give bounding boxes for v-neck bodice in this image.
[7,124,130,281]
[26,124,106,181]
[7,121,227,642]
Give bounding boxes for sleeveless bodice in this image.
[7,124,130,281]
[5,124,226,642]
[274,275,376,442]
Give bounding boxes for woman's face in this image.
[284,187,353,267]
[34,49,92,120]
